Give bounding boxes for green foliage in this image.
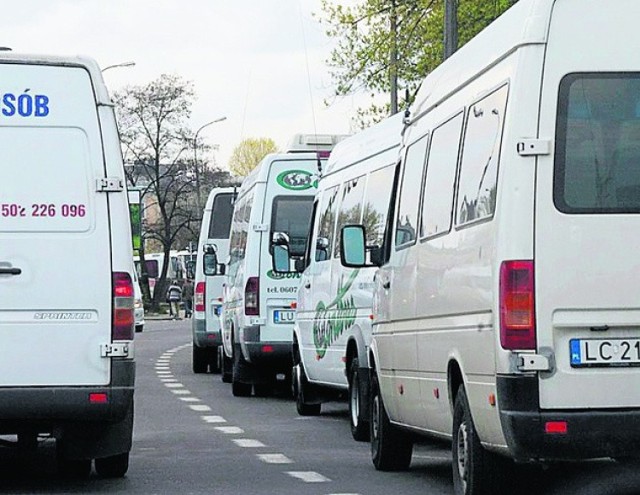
[228,137,279,177]
[318,0,515,127]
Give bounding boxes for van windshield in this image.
[271,196,314,257]
[555,73,640,213]
[208,193,234,239]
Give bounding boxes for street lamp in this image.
[193,116,227,211]
[102,61,136,73]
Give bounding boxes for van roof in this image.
[204,186,236,210]
[410,0,554,121]
[322,112,404,177]
[0,52,111,105]
[238,151,322,193]
[285,133,350,153]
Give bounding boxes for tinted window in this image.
[421,113,464,238]
[555,73,640,213]
[316,186,339,261]
[456,85,508,225]
[363,165,396,246]
[334,176,366,258]
[145,260,159,278]
[396,134,429,247]
[271,196,314,257]
[208,193,234,239]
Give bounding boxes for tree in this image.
[228,137,279,177]
[318,0,513,127]
[114,74,231,310]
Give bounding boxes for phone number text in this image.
[1,203,87,218]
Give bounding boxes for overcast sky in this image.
[2,0,364,170]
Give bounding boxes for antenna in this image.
[403,87,411,124]
[297,0,319,151]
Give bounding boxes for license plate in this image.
[570,338,640,367]
[273,309,295,324]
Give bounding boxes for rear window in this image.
[271,196,313,257]
[555,73,640,213]
[208,193,234,239]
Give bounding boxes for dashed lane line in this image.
[257,453,293,464]
[214,426,244,434]
[201,415,227,423]
[188,404,212,412]
[232,439,266,448]
[286,471,331,483]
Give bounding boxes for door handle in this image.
[304,282,311,289]
[0,267,21,275]
[382,281,390,289]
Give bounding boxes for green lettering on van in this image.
[313,270,359,359]
[276,170,316,191]
[266,269,301,280]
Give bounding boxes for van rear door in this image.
[0,62,112,386]
[535,0,640,409]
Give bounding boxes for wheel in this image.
[192,345,207,373]
[209,346,221,374]
[135,325,143,333]
[232,348,252,397]
[294,363,321,416]
[220,347,233,383]
[95,452,129,478]
[452,386,506,495]
[370,372,412,471]
[349,357,369,441]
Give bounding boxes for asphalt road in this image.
[0,319,638,494]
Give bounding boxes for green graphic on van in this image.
[313,270,359,360]
[276,170,317,191]
[266,269,301,280]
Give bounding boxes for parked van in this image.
[192,187,235,373]
[0,53,135,477]
[342,1,640,493]
[289,114,402,441]
[134,250,187,296]
[221,135,345,396]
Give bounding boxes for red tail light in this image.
[113,272,134,341]
[245,277,259,316]
[500,260,535,350]
[195,281,206,313]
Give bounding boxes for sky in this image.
[2,0,365,171]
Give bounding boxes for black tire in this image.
[192,345,207,374]
[135,325,143,333]
[220,347,233,383]
[232,348,252,397]
[209,346,221,374]
[294,363,321,416]
[95,452,130,478]
[370,372,412,471]
[452,386,507,495]
[349,357,370,442]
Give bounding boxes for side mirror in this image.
[272,244,291,273]
[203,252,219,276]
[315,237,329,261]
[340,225,382,268]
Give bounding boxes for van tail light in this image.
[245,277,259,316]
[195,282,206,313]
[500,260,535,350]
[113,272,134,341]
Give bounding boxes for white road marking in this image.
[257,453,292,464]
[160,378,178,383]
[171,389,191,395]
[180,397,201,402]
[286,471,330,483]
[189,404,212,412]
[214,426,244,434]
[232,439,265,448]
[202,415,227,423]
[155,371,172,375]
[164,383,184,388]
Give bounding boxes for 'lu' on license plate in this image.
[570,338,640,367]
[273,309,295,324]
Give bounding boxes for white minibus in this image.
[289,114,402,441]
[221,135,345,396]
[191,187,235,373]
[341,1,640,493]
[0,53,135,477]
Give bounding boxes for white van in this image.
[191,187,235,373]
[221,135,345,396]
[0,53,135,477]
[134,250,187,296]
[291,114,402,441]
[341,1,640,493]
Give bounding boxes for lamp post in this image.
[193,116,227,211]
[102,61,136,73]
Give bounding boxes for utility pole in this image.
[389,0,398,114]
[444,0,458,60]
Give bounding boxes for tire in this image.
[95,452,130,478]
[370,372,412,471]
[232,348,252,397]
[294,363,321,416]
[209,346,221,374]
[220,347,233,383]
[452,386,507,495]
[349,357,369,442]
[135,325,143,333]
[192,345,207,374]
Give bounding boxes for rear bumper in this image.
[192,317,222,347]
[497,374,640,461]
[244,342,292,370]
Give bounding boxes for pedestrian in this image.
[166,280,183,319]
[183,278,194,318]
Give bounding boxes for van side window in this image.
[456,85,508,225]
[315,186,339,261]
[555,74,640,213]
[271,196,314,257]
[420,113,464,238]
[395,134,429,248]
[334,176,366,258]
[363,165,396,247]
[303,200,319,270]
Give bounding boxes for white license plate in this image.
[570,338,640,367]
[273,309,295,324]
